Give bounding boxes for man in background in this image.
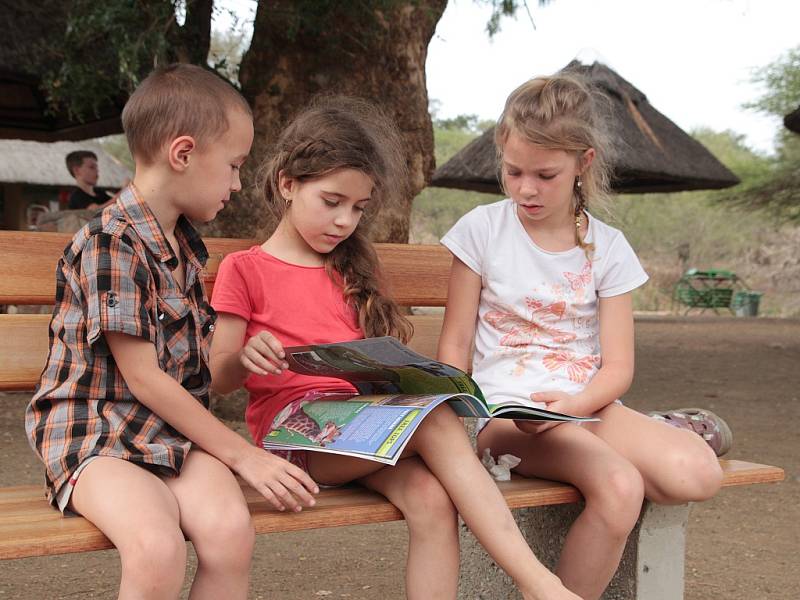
[65,150,115,210]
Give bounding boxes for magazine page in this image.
[442,395,597,422]
[485,395,598,422]
[284,337,484,400]
[282,338,595,423]
[262,393,456,465]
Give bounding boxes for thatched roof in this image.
[430,61,740,195]
[0,139,131,187]
[0,2,125,141]
[784,106,800,134]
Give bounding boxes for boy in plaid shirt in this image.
[26,64,318,599]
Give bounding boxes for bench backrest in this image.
[0,231,453,391]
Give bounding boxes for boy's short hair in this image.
[65,150,98,177]
[122,63,252,164]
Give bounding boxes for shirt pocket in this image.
[156,295,193,371]
[196,300,217,364]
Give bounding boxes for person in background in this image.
[65,150,115,210]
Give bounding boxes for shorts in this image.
[262,392,355,488]
[55,455,178,515]
[55,455,99,515]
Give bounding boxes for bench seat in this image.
[0,459,784,560]
[0,231,786,598]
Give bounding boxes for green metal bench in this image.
[672,269,742,315]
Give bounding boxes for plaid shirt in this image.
[25,184,216,506]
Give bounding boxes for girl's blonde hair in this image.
[258,96,413,343]
[495,72,614,254]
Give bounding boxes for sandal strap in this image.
[649,408,732,457]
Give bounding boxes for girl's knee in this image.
[657,446,723,502]
[420,404,460,433]
[586,466,645,536]
[412,405,469,451]
[686,444,724,499]
[398,468,457,530]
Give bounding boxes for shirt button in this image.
[158,312,165,320]
[208,324,215,332]
[106,293,118,307]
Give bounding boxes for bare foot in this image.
[521,574,583,600]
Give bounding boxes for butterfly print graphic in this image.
[542,350,600,383]
[485,298,576,349]
[563,261,593,291]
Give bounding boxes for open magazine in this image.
[262,336,597,465]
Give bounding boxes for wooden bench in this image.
[0,231,785,598]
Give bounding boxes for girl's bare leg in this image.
[585,403,723,504]
[361,458,460,599]
[479,420,645,600]
[312,454,461,600]
[70,457,188,600]
[402,406,580,600]
[307,407,579,600]
[163,449,255,600]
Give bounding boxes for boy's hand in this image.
[515,391,577,434]
[239,330,290,375]
[234,445,319,512]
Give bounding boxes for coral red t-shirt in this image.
[211,247,361,445]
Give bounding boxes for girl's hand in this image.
[233,444,319,512]
[515,391,578,434]
[239,330,290,376]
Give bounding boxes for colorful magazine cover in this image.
[262,337,597,464]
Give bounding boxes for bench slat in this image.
[0,232,452,306]
[0,460,783,560]
[0,314,444,392]
[0,315,50,391]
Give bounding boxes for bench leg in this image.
[457,500,691,600]
[634,502,691,600]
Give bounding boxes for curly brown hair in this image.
[258,96,413,343]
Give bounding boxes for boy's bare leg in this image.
[163,449,255,600]
[585,403,723,504]
[70,457,188,600]
[479,420,645,600]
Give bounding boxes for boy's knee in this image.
[194,504,255,566]
[218,507,256,554]
[120,527,186,582]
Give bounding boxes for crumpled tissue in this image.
[480,448,521,481]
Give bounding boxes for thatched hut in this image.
[0,3,125,141]
[430,61,740,195]
[784,106,800,134]
[0,140,131,230]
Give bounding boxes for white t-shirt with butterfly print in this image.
[441,198,648,411]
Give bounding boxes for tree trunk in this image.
[206,0,447,242]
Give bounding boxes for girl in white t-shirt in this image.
[438,73,730,600]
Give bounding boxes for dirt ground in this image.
[1,317,798,599]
